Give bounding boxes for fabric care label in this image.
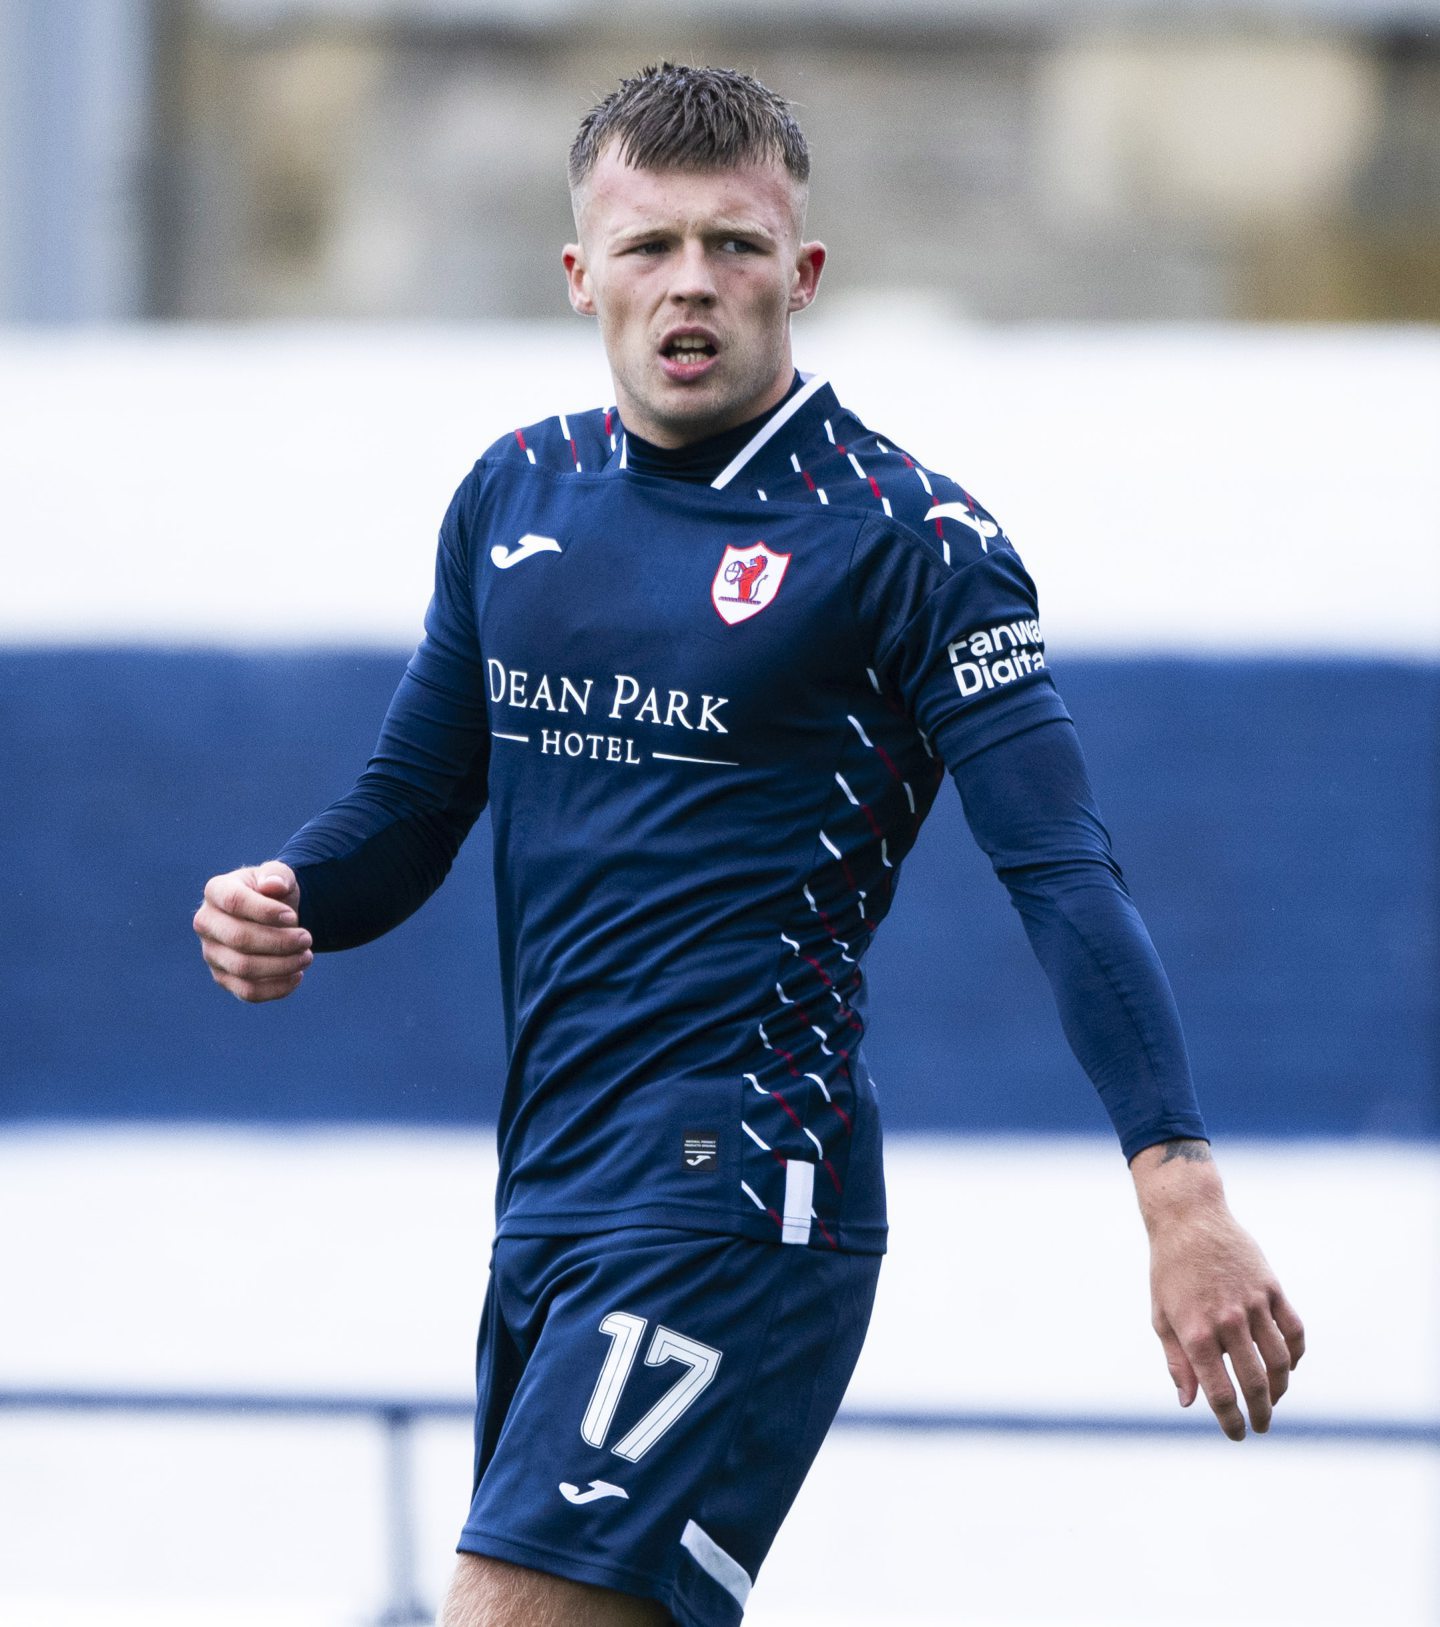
[682,1132,719,1171]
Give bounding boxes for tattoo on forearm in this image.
[1158,1139,1212,1165]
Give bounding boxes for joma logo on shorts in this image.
[559,1479,629,1505]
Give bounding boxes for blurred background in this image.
[1,1,1437,1624]
[7,0,1440,323]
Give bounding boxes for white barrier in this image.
[0,1130,1435,1625]
[2,322,1437,652]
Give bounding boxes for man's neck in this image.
[624,374,804,484]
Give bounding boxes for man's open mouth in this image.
[662,335,717,362]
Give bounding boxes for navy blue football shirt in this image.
[282,375,1205,1252]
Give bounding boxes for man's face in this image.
[563,149,825,447]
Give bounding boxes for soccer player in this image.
[193,64,1305,1627]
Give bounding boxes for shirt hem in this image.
[494,1200,888,1255]
[934,683,1072,766]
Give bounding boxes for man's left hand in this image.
[1131,1139,1305,1441]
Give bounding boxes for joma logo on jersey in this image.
[948,618,1046,697]
[711,542,791,625]
[491,533,562,569]
[924,502,1000,553]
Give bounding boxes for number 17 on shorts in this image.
[460,1228,881,1627]
[582,1311,723,1461]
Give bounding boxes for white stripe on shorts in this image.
[780,1158,815,1246]
[681,1518,753,1606]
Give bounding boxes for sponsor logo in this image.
[712,542,791,625]
[683,1132,718,1171]
[948,618,1046,697]
[559,1479,630,1506]
[481,654,735,767]
[485,661,728,734]
[484,659,734,767]
[924,502,1000,553]
[491,533,562,570]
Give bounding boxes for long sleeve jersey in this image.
[280,375,1205,1253]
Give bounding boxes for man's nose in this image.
[668,240,717,303]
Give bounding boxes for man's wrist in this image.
[1129,1137,1226,1233]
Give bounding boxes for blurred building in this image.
[4,0,1440,321]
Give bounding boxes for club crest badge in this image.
[711,542,791,626]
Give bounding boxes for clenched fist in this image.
[193,861,312,1003]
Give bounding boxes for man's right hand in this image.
[193,861,312,1003]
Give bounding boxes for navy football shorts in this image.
[457,1226,882,1626]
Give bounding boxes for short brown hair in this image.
[569,64,810,193]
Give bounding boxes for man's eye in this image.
[722,239,759,254]
[630,241,668,255]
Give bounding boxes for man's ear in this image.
[789,240,827,314]
[562,243,596,317]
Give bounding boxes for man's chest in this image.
[470,473,868,756]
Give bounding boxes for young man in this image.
[194,64,1304,1627]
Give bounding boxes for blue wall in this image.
[3,649,1435,1138]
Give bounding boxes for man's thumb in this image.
[254,863,299,908]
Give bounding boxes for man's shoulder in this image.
[476,405,619,477]
[779,397,1009,574]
